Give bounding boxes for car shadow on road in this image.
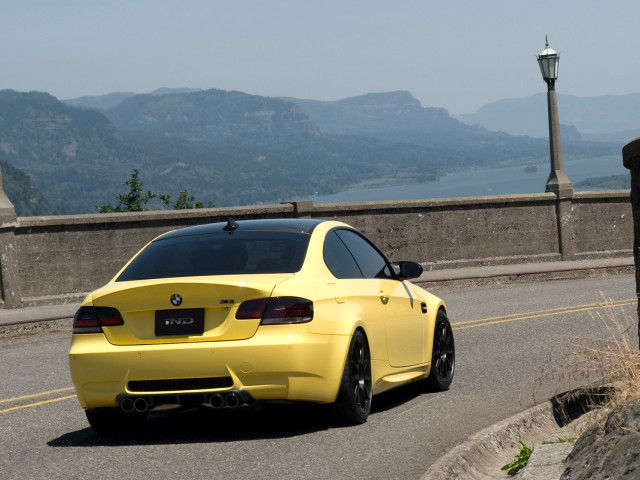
[48,402,333,447]
[369,380,433,415]
[48,383,438,447]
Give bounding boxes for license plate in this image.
[155,308,204,336]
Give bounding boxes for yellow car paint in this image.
[68,219,451,419]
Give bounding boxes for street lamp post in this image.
[537,37,573,198]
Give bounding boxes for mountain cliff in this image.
[0,90,150,213]
[283,91,471,144]
[284,91,616,164]
[0,159,53,216]
[105,89,321,145]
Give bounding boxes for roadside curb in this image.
[0,317,73,339]
[417,257,634,289]
[0,303,77,329]
[422,399,578,480]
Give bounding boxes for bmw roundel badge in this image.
[170,294,183,306]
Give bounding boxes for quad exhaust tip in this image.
[209,392,240,409]
[120,397,149,413]
[117,390,251,412]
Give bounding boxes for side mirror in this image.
[397,261,423,280]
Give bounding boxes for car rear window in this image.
[116,231,311,281]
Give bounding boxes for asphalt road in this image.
[0,274,636,480]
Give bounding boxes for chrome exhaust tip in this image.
[210,393,224,409]
[120,397,135,413]
[133,397,149,413]
[225,393,240,408]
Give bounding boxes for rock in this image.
[561,401,640,479]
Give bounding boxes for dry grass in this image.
[537,294,640,415]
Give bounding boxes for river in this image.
[301,156,628,203]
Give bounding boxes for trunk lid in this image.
[90,274,292,345]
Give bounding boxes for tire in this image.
[85,408,147,434]
[334,330,372,424]
[425,311,455,391]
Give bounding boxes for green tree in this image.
[96,169,157,213]
[96,169,214,212]
[169,190,215,210]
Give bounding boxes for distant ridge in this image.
[104,88,320,143]
[281,91,461,144]
[63,91,137,110]
[65,88,640,142]
[62,87,203,111]
[455,93,640,141]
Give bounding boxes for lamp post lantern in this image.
[537,36,573,198]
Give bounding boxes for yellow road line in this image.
[453,299,637,331]
[453,299,635,327]
[0,394,76,414]
[0,386,76,405]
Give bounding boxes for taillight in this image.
[235,298,270,320]
[236,297,313,325]
[73,306,124,334]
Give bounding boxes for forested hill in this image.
[0,88,622,215]
[0,89,442,213]
[100,89,446,206]
[104,89,321,144]
[282,91,475,143]
[0,159,53,216]
[0,90,150,214]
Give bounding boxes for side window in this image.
[335,229,394,279]
[323,231,364,279]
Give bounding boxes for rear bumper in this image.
[69,325,350,409]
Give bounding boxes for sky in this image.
[3,0,640,114]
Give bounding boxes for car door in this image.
[325,228,424,367]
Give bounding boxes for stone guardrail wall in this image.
[0,188,632,308]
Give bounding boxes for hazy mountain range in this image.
[0,87,625,216]
[455,93,640,142]
[65,88,640,143]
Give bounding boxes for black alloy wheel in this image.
[425,310,455,391]
[335,330,372,424]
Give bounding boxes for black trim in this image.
[128,377,233,392]
[157,218,324,241]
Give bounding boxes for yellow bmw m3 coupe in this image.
[69,218,454,432]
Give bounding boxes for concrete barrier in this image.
[0,189,632,308]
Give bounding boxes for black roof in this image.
[157,218,325,241]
